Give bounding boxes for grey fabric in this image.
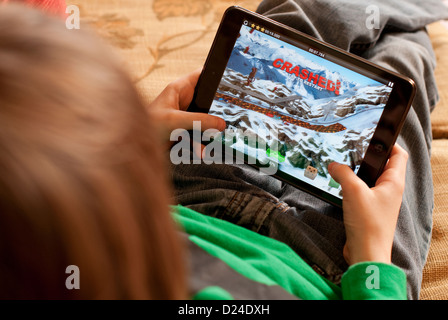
[181,232,299,300]
[170,0,448,299]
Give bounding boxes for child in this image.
[0,3,185,299]
[1,1,446,299]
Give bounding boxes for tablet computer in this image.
[187,6,416,207]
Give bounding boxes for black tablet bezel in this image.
[188,6,416,207]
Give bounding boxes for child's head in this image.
[1,0,67,17]
[0,4,186,299]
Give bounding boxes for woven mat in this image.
[421,22,448,300]
[421,138,448,299]
[428,22,448,139]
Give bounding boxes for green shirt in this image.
[173,205,407,300]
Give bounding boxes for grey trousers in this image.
[170,0,448,299]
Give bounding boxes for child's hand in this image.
[146,69,226,154]
[329,144,408,265]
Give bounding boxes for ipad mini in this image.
[187,6,416,207]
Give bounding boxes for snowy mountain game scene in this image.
[208,24,393,199]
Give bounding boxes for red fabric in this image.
[2,0,67,17]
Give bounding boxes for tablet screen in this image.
[207,21,394,199]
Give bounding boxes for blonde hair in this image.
[0,4,186,299]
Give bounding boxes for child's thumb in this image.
[328,162,363,191]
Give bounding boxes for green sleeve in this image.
[341,262,407,300]
[192,286,234,300]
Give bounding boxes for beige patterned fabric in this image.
[66,0,448,299]
[69,0,260,103]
